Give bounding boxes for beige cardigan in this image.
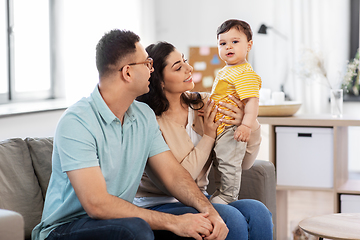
[135,93,261,198]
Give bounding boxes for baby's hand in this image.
[234,125,251,142]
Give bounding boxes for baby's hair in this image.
[217,19,252,42]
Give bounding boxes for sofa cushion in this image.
[240,160,276,204]
[25,137,53,199]
[0,138,44,239]
[240,160,277,237]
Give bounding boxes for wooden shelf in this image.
[259,114,360,127]
[277,185,334,192]
[337,179,360,194]
[258,114,360,239]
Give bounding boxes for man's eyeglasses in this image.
[119,57,153,71]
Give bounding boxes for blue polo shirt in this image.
[32,86,169,240]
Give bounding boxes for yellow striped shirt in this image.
[210,62,261,135]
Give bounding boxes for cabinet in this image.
[276,127,334,188]
[258,114,360,240]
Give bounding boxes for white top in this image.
[133,107,202,208]
[185,106,202,147]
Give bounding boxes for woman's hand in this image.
[201,99,220,139]
[218,95,244,127]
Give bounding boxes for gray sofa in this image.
[0,137,276,240]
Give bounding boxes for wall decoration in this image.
[189,47,225,93]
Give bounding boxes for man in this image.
[32,29,228,240]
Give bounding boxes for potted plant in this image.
[342,49,360,100]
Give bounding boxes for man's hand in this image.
[169,213,213,240]
[204,212,229,240]
[147,151,229,239]
[234,124,251,142]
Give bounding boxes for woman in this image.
[135,42,273,240]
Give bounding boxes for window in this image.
[344,0,360,101]
[1,0,143,104]
[62,0,141,102]
[13,0,50,94]
[1,0,52,104]
[350,0,359,60]
[0,1,8,102]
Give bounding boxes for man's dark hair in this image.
[217,19,253,42]
[96,29,140,77]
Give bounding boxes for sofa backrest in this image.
[25,137,54,199]
[0,137,53,239]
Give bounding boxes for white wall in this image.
[153,0,351,97]
[0,110,65,141]
[153,0,278,89]
[153,0,360,172]
[1,0,359,170]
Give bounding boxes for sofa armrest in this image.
[0,209,24,240]
[239,160,276,232]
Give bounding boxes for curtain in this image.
[285,0,350,114]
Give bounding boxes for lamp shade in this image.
[258,24,268,34]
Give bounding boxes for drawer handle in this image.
[298,133,312,137]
